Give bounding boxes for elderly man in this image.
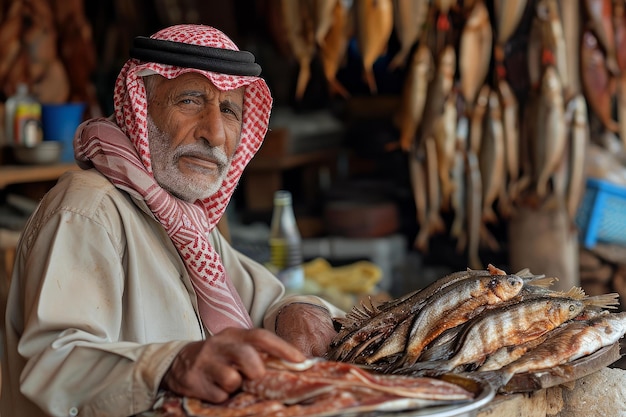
[1,25,341,416]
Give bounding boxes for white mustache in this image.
[175,144,229,167]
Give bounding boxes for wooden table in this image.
[0,162,78,189]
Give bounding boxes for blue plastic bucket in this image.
[42,103,86,163]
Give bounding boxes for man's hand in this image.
[162,327,305,403]
[274,303,337,357]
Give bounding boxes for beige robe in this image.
[1,169,342,417]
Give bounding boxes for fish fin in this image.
[487,264,507,275]
[584,292,621,309]
[562,286,587,300]
[523,275,555,288]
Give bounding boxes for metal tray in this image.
[312,374,495,417]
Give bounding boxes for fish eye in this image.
[569,304,576,312]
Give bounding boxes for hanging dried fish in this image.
[468,84,490,155]
[434,91,458,211]
[319,0,353,98]
[535,66,566,199]
[450,117,469,240]
[479,91,505,224]
[421,45,456,141]
[537,0,569,93]
[526,16,543,90]
[565,95,589,221]
[580,29,618,133]
[355,0,394,93]
[415,136,446,252]
[614,0,626,73]
[313,0,340,45]
[389,0,429,69]
[584,0,619,75]
[493,0,527,46]
[281,0,317,100]
[397,44,433,151]
[458,0,492,111]
[498,79,520,201]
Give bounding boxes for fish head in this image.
[490,274,524,300]
[561,299,586,321]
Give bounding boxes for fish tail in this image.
[394,357,453,376]
[475,370,512,391]
[584,292,621,309]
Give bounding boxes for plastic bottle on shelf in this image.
[268,190,304,291]
[4,83,42,147]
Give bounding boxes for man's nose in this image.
[196,105,227,147]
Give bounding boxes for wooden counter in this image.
[0,163,78,189]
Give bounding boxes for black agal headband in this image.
[129,36,262,76]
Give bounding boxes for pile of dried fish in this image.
[325,264,626,392]
[151,355,477,417]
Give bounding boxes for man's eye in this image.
[221,105,241,119]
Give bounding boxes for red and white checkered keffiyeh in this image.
[74,24,273,334]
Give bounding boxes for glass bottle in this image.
[269,190,304,290]
[5,83,42,147]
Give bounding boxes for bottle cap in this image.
[273,190,292,205]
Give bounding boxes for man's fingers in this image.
[242,328,306,363]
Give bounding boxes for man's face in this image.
[146,73,245,202]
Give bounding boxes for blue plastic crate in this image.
[576,178,626,248]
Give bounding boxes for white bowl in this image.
[13,142,63,165]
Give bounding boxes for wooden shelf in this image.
[0,163,79,189]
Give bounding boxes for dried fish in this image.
[328,268,494,362]
[498,79,520,200]
[493,0,527,45]
[584,0,619,75]
[459,0,492,110]
[450,117,468,239]
[580,29,619,133]
[319,0,353,98]
[434,91,458,211]
[398,44,433,152]
[355,0,394,93]
[469,84,490,155]
[491,311,626,385]
[400,274,524,365]
[537,0,569,91]
[421,45,456,141]
[389,0,429,69]
[565,95,589,221]
[281,0,317,100]
[312,0,339,45]
[399,296,588,374]
[480,91,505,223]
[535,66,566,199]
